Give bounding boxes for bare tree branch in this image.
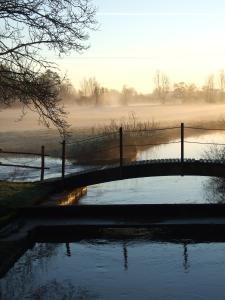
[0,0,97,133]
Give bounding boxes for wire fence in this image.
[0,146,49,181]
[2,123,225,181]
[185,126,225,131]
[64,123,225,170]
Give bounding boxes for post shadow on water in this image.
[66,242,71,256]
[3,238,225,300]
[183,242,190,272]
[63,241,190,273]
[123,242,128,271]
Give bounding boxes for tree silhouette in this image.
[0,0,97,133]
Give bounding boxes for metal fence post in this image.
[119,127,123,176]
[40,145,45,181]
[62,140,66,179]
[181,123,184,163]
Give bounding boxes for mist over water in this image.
[1,102,225,132]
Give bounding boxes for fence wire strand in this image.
[1,156,40,165]
[124,141,181,148]
[185,126,225,131]
[125,126,180,133]
[67,132,118,145]
[184,141,225,146]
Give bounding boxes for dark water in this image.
[1,240,225,299]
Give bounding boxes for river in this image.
[2,239,225,299]
[1,132,225,299]
[80,132,225,205]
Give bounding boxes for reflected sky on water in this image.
[1,240,225,299]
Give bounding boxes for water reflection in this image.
[204,177,225,203]
[203,144,225,203]
[2,239,225,299]
[28,280,98,300]
[80,176,209,204]
[66,243,71,257]
[0,243,60,300]
[183,242,190,272]
[123,243,128,271]
[0,243,97,300]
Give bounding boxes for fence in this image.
[0,146,49,181]
[63,123,225,176]
[2,123,225,181]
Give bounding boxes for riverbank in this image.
[0,181,87,225]
[1,118,225,165]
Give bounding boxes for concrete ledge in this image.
[18,204,225,219]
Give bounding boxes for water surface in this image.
[1,240,225,300]
[80,132,225,205]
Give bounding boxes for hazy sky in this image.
[55,0,225,93]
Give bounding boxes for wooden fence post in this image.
[119,127,123,177]
[62,140,66,179]
[40,145,45,181]
[181,123,184,163]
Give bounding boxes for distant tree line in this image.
[152,70,225,104]
[4,70,225,110]
[58,70,225,106]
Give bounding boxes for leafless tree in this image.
[203,75,215,103]
[173,82,197,102]
[80,77,100,98]
[218,70,225,102]
[0,0,97,134]
[80,77,104,105]
[120,85,137,105]
[153,70,170,103]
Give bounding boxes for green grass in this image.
[0,181,56,228]
[0,181,55,208]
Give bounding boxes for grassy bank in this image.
[0,181,87,227]
[1,118,225,165]
[66,119,225,165]
[0,181,55,208]
[0,181,55,227]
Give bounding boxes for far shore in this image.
[1,103,225,164]
[1,103,225,133]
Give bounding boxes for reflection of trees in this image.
[203,146,225,203]
[0,243,60,300]
[30,280,98,300]
[0,242,97,300]
[204,177,225,203]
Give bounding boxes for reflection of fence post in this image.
[181,123,184,163]
[62,140,66,179]
[119,127,123,176]
[40,145,45,181]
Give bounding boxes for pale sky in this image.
[54,0,225,93]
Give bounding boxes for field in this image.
[1,103,225,164]
[1,103,225,132]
